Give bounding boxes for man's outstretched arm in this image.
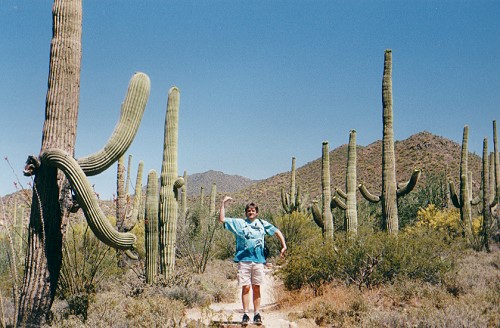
[218,196,233,223]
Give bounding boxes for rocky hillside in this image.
[231,131,483,212]
[184,170,258,197]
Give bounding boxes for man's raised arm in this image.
[219,196,233,223]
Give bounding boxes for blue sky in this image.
[1,1,499,199]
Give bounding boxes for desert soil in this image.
[185,266,313,328]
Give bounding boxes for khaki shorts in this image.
[237,262,265,286]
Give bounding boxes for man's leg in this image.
[241,285,251,313]
[251,284,261,313]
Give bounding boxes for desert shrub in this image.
[57,219,122,321]
[278,229,456,293]
[176,204,220,273]
[398,171,449,228]
[262,211,321,262]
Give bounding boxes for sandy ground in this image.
[185,266,301,327]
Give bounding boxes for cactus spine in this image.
[145,170,159,284]
[159,87,184,278]
[311,141,334,238]
[333,130,358,236]
[358,50,420,234]
[281,157,306,213]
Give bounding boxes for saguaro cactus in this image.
[18,1,150,324]
[310,141,334,239]
[209,183,217,217]
[449,125,475,235]
[281,157,307,214]
[333,130,358,236]
[145,170,159,284]
[180,170,188,222]
[358,50,420,235]
[158,87,184,278]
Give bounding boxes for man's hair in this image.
[245,202,259,213]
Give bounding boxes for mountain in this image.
[185,170,259,197]
[231,131,483,212]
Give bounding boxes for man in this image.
[219,196,287,326]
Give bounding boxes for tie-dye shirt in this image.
[224,217,277,263]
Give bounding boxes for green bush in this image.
[278,228,457,292]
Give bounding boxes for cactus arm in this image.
[310,202,324,231]
[471,195,481,206]
[332,196,346,210]
[335,187,347,200]
[77,72,150,176]
[280,187,291,212]
[40,149,136,250]
[396,169,421,197]
[449,181,461,208]
[358,183,380,203]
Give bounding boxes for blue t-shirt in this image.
[224,217,277,263]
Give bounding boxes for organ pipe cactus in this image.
[145,170,159,284]
[333,130,358,236]
[310,141,335,239]
[281,157,307,213]
[158,87,185,278]
[358,50,420,234]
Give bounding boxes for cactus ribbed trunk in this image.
[345,130,358,235]
[209,183,217,217]
[381,50,399,234]
[145,170,159,284]
[116,155,127,232]
[481,139,491,251]
[17,1,82,325]
[322,141,334,239]
[159,87,182,278]
[459,126,473,233]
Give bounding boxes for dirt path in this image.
[186,266,300,327]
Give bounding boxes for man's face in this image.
[245,207,258,220]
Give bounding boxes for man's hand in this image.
[222,195,233,204]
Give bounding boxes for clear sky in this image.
[1,1,499,199]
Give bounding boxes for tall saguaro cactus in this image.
[358,50,420,234]
[311,141,334,239]
[145,170,159,284]
[333,130,358,236]
[281,157,306,213]
[449,125,475,235]
[158,87,184,278]
[18,1,150,325]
